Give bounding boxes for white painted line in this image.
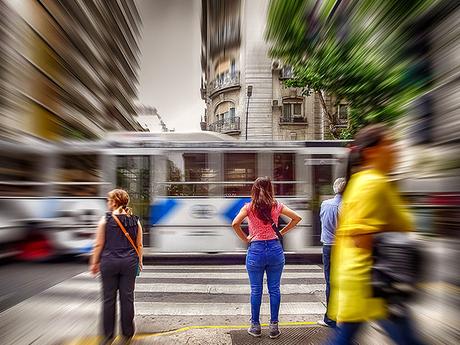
[134,283,325,295]
[135,302,326,316]
[136,272,324,279]
[49,280,325,295]
[1,298,324,320]
[140,272,324,280]
[141,265,322,270]
[76,270,324,280]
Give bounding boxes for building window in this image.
[293,103,302,116]
[215,101,235,122]
[210,102,239,133]
[281,65,293,79]
[282,98,303,122]
[213,58,239,91]
[337,104,349,124]
[230,59,236,77]
[283,103,291,118]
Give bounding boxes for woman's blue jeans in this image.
[246,239,285,324]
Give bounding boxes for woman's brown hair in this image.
[345,123,388,189]
[107,189,133,216]
[251,177,276,224]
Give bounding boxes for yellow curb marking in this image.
[65,321,318,344]
[138,321,318,338]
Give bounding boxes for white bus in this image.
[0,138,107,259]
[103,132,349,253]
[0,132,349,256]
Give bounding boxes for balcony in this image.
[280,116,307,125]
[209,71,240,97]
[208,116,241,135]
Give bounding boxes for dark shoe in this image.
[317,319,329,327]
[269,321,281,339]
[247,323,262,337]
[99,336,114,345]
[318,319,337,328]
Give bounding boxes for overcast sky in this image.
[135,0,203,132]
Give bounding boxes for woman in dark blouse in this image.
[90,189,143,345]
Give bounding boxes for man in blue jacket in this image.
[318,177,346,328]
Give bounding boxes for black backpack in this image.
[371,232,423,304]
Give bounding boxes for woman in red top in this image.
[232,177,302,338]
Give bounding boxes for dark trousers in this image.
[330,315,426,345]
[323,244,336,327]
[100,256,138,338]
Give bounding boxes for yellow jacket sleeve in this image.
[336,172,414,237]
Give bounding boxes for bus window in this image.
[166,153,219,196]
[55,154,101,196]
[0,152,45,196]
[311,154,334,245]
[224,153,256,196]
[273,153,296,196]
[116,156,150,237]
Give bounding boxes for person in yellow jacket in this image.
[328,124,426,345]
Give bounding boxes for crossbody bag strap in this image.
[112,214,140,258]
[271,202,283,241]
[271,220,283,241]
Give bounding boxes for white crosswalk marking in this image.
[0,263,326,345]
[135,302,326,316]
[49,264,326,315]
[140,265,323,270]
[77,271,324,279]
[138,272,325,279]
[51,279,325,295]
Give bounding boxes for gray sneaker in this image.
[247,323,262,337]
[269,321,281,339]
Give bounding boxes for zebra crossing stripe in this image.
[138,272,324,279]
[51,279,325,295]
[141,265,322,270]
[134,302,326,316]
[135,283,325,295]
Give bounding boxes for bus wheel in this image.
[17,233,53,261]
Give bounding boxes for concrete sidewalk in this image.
[135,325,392,345]
[63,323,393,345]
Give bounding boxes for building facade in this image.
[200,0,347,140]
[0,0,144,141]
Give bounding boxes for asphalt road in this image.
[0,258,87,313]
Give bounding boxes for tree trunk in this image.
[316,91,338,139]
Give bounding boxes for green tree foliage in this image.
[266,0,436,138]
